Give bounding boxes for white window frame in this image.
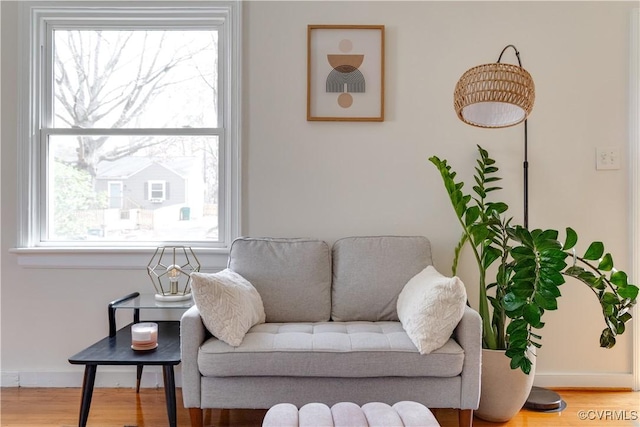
[147,181,166,202]
[12,1,242,269]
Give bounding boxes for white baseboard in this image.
[1,369,631,389]
[534,372,635,389]
[2,372,20,387]
[1,367,183,388]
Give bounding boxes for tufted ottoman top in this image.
[262,401,441,427]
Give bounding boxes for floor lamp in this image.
[453,45,566,412]
[453,44,533,227]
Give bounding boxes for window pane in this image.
[53,30,218,128]
[48,135,219,242]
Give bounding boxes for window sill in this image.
[9,246,229,270]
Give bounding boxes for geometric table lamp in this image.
[147,246,201,302]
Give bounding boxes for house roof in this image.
[96,156,200,179]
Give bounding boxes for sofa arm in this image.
[453,305,482,410]
[181,305,206,408]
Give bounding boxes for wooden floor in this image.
[1,387,638,427]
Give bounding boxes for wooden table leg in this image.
[78,365,97,427]
[162,365,177,427]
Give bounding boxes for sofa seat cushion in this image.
[197,321,464,378]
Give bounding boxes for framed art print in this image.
[307,25,385,122]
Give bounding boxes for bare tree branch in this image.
[54,29,216,179]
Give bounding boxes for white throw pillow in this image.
[191,269,266,347]
[397,265,467,354]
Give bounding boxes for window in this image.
[147,181,167,202]
[16,2,241,266]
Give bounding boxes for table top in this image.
[112,293,194,310]
[69,321,181,366]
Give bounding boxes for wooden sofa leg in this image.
[459,409,473,427]
[189,407,204,427]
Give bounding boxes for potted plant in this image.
[429,145,638,421]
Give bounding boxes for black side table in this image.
[68,292,192,427]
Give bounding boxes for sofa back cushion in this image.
[331,236,432,321]
[228,237,332,322]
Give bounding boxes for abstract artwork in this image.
[307,25,385,121]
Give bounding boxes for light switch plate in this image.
[596,147,621,170]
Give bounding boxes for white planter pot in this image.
[475,348,536,422]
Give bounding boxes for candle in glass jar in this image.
[131,322,158,350]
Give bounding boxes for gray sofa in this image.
[181,236,482,427]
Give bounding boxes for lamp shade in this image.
[454,62,535,128]
[147,246,200,301]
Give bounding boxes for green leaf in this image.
[465,206,480,227]
[482,246,502,269]
[518,357,532,375]
[536,229,559,241]
[506,319,528,334]
[503,293,526,311]
[508,328,528,344]
[485,186,502,193]
[472,185,486,199]
[534,291,558,310]
[505,347,523,358]
[511,246,534,261]
[604,303,615,317]
[564,266,602,288]
[618,285,639,300]
[535,239,562,252]
[537,281,562,297]
[511,227,534,248]
[487,202,508,214]
[540,248,569,261]
[470,224,490,245]
[539,269,565,286]
[600,329,616,348]
[619,312,633,323]
[451,233,468,276]
[598,253,614,271]
[593,276,606,290]
[563,227,578,250]
[539,256,568,270]
[523,304,542,326]
[512,266,535,281]
[583,242,605,260]
[610,271,628,288]
[601,292,620,305]
[510,281,535,298]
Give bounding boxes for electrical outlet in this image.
[596,147,621,170]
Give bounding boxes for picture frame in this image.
[307,25,385,122]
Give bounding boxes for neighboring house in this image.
[94,156,205,233]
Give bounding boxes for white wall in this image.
[1,1,637,388]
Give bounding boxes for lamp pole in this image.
[524,119,529,229]
[498,45,529,229]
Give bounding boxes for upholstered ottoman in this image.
[262,401,440,427]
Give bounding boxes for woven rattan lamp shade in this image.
[454,62,535,128]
